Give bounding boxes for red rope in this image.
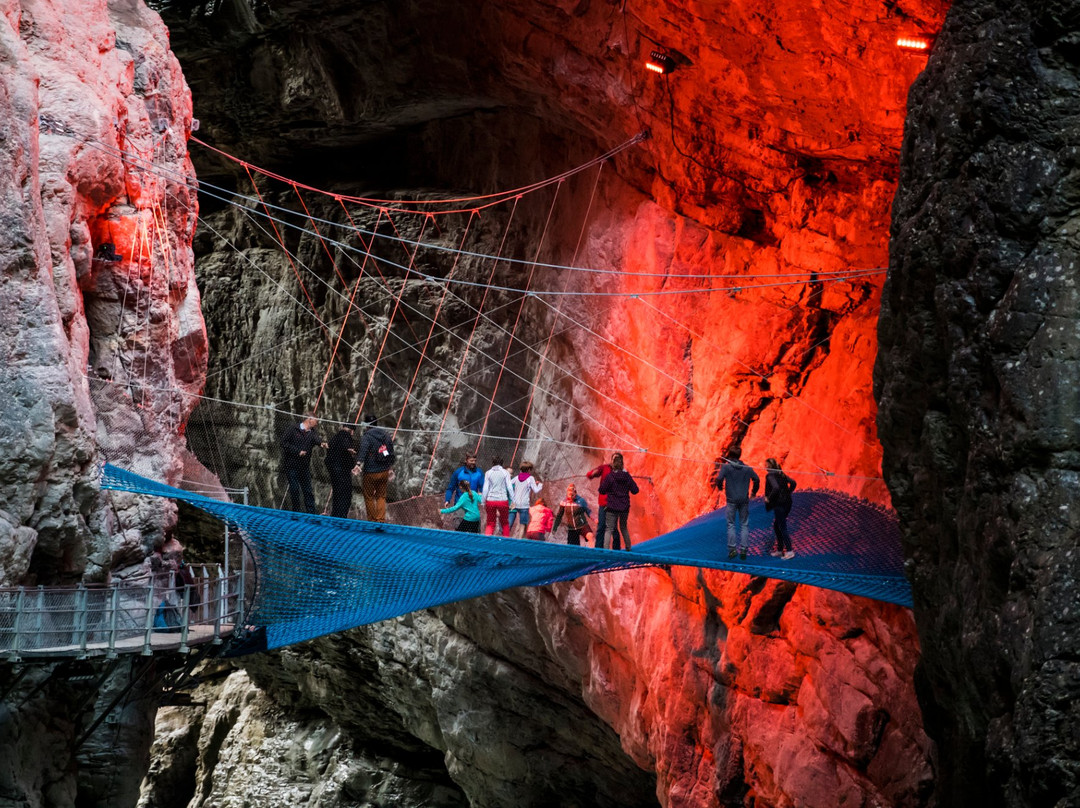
[243,166,328,352]
[313,209,385,413]
[190,134,644,214]
[472,180,563,455]
[419,197,520,494]
[393,210,478,441]
[337,200,420,343]
[353,214,432,422]
[292,184,350,290]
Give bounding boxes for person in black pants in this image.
[325,423,358,518]
[764,457,797,559]
[598,453,640,550]
[281,413,326,512]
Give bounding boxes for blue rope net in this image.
[101,464,911,654]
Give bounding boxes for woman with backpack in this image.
[764,457,797,559]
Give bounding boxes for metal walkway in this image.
[0,564,244,662]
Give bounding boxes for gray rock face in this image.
[0,1,206,805]
[877,0,1080,805]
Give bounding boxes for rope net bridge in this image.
[65,131,913,657]
[98,460,911,656]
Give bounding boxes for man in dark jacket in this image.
[357,414,395,522]
[597,453,639,550]
[325,424,358,518]
[281,413,326,512]
[714,447,760,560]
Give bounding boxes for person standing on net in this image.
[714,447,760,560]
[597,453,639,550]
[525,497,554,540]
[585,458,613,549]
[440,480,481,532]
[481,455,513,536]
[509,461,543,537]
[764,457,797,559]
[357,413,395,523]
[281,413,327,513]
[445,454,485,508]
[552,483,593,546]
[325,423,358,518]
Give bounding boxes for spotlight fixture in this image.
[896,36,932,52]
[645,50,675,74]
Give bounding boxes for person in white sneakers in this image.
[764,457,797,560]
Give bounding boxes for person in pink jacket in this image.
[525,498,554,541]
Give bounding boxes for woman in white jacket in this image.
[509,461,543,537]
[481,455,514,536]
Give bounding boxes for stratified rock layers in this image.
[878,0,1080,806]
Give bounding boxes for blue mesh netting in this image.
[101,464,911,654]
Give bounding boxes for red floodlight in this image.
[645,50,675,74]
[896,36,931,52]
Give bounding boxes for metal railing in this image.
[0,564,244,661]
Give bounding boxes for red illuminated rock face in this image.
[0,1,205,805]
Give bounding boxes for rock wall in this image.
[877,0,1080,805]
[0,1,205,805]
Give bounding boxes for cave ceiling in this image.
[157,0,949,232]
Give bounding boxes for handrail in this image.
[0,565,243,661]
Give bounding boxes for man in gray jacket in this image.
[714,447,760,560]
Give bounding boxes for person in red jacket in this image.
[525,497,554,540]
[586,458,614,549]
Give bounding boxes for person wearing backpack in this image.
[357,413,395,523]
[764,457,798,559]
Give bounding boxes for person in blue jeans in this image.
[714,447,760,560]
[764,457,797,559]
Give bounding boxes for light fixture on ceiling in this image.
[645,50,675,74]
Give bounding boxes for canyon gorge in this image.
[0,0,1077,807]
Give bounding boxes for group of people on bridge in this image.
[438,452,640,549]
[713,448,798,560]
[279,414,644,549]
[280,414,798,559]
[280,413,396,521]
